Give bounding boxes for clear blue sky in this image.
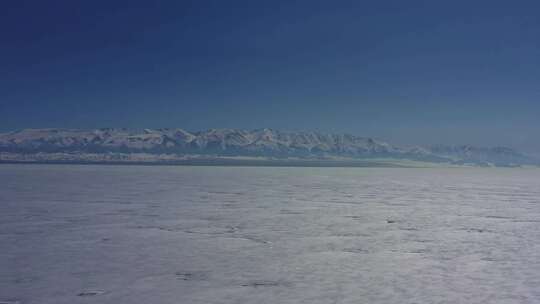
[1,1,539,152]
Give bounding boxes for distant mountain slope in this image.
[0,128,537,167]
[428,145,536,167]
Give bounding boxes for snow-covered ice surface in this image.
[1,165,540,304]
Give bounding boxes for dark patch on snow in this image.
[407,249,428,254]
[234,235,271,244]
[343,248,369,254]
[12,276,36,284]
[399,227,419,231]
[240,280,290,288]
[175,271,207,281]
[483,215,513,220]
[411,239,435,243]
[481,257,499,262]
[471,228,484,233]
[457,227,496,234]
[390,249,427,254]
[280,209,303,215]
[77,290,105,297]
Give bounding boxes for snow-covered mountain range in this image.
[0,128,536,167]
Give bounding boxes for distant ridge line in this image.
[0,128,537,167]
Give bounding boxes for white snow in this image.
[1,165,540,303]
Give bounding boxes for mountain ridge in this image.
[0,128,537,167]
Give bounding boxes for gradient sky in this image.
[1,1,539,152]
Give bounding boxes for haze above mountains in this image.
[0,128,536,167]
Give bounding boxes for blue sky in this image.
[1,1,539,152]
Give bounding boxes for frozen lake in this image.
[2,165,540,304]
